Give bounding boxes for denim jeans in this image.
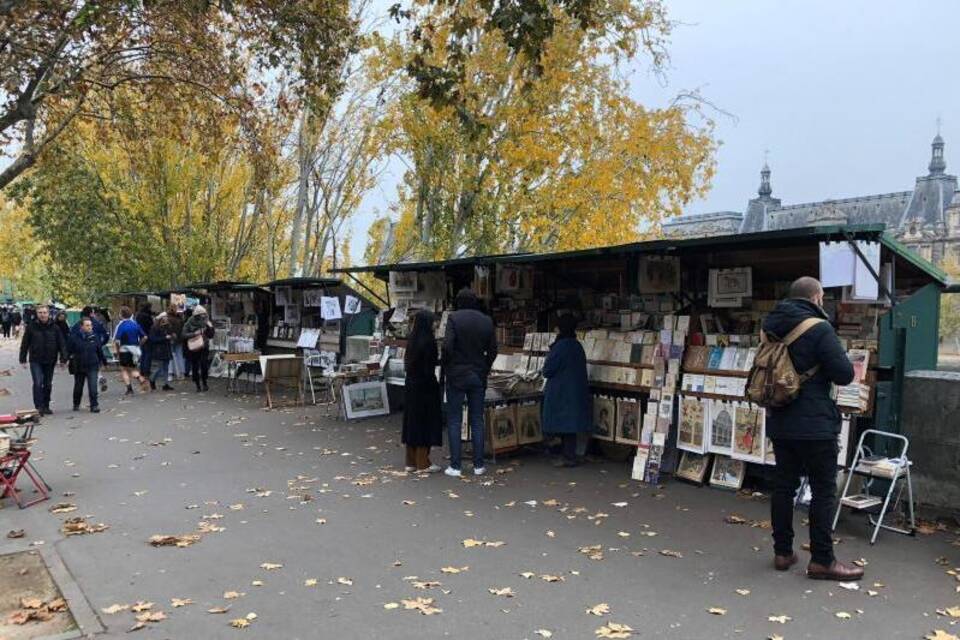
[446,378,486,470]
[151,359,170,384]
[170,348,185,380]
[73,367,99,409]
[771,438,839,566]
[29,361,55,411]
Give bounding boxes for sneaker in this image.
[404,465,416,472]
[444,467,462,478]
[90,406,100,413]
[473,466,486,476]
[424,464,443,473]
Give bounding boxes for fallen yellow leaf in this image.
[596,622,633,638]
[586,603,610,616]
[707,607,726,616]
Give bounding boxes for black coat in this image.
[147,325,173,361]
[402,339,443,447]
[68,330,106,372]
[19,320,67,365]
[441,309,497,388]
[762,298,855,440]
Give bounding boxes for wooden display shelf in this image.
[587,359,654,370]
[679,390,746,402]
[589,381,651,393]
[682,367,750,378]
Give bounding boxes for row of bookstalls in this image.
[333,224,947,488]
[98,278,380,376]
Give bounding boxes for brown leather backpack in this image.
[745,318,824,408]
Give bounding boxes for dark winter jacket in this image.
[541,337,592,434]
[442,309,497,389]
[19,319,67,365]
[762,298,855,440]
[70,317,109,347]
[136,310,154,335]
[68,329,107,372]
[148,325,174,361]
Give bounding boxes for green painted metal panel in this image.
[890,283,941,371]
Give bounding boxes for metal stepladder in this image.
[832,429,916,544]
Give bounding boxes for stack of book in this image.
[835,349,871,412]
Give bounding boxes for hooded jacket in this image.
[762,298,855,440]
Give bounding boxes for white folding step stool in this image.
[832,429,916,544]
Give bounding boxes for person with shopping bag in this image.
[181,305,215,392]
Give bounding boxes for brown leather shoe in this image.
[774,553,798,571]
[806,560,865,581]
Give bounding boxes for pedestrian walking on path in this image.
[18,304,67,415]
[401,310,443,473]
[182,305,215,392]
[542,314,592,468]
[68,317,106,412]
[147,314,175,391]
[442,288,497,478]
[113,306,149,395]
[764,276,863,582]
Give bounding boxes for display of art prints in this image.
[516,402,543,445]
[676,451,712,484]
[677,396,707,454]
[389,271,418,293]
[320,296,342,320]
[490,404,518,450]
[708,400,734,456]
[592,396,615,441]
[615,398,641,446]
[274,286,291,307]
[709,455,745,490]
[638,256,681,294]
[344,295,361,315]
[303,288,324,307]
[342,381,390,419]
[284,304,300,324]
[732,403,765,464]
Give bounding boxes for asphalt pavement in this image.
[1,339,959,640]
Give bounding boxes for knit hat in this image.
[193,305,207,315]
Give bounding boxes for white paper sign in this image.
[297,328,320,349]
[819,242,856,288]
[852,241,881,300]
[344,295,361,315]
[320,296,342,320]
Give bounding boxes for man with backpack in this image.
[758,276,860,581]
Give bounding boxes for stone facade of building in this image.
[664,134,960,266]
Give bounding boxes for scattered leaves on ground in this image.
[488,587,514,597]
[401,597,442,615]
[586,603,610,616]
[61,517,108,536]
[149,534,200,548]
[707,607,727,615]
[595,622,633,638]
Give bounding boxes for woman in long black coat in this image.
[402,310,444,473]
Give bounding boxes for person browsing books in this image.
[541,314,591,467]
[763,276,860,581]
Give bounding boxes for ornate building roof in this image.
[663,132,958,242]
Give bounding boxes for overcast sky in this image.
[349,0,959,262]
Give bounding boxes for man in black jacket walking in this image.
[442,289,497,477]
[764,277,862,581]
[19,305,67,415]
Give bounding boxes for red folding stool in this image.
[0,412,49,508]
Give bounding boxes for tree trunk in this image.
[287,108,312,276]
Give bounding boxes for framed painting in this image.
[638,256,681,294]
[516,402,543,445]
[732,403,765,464]
[490,404,519,450]
[592,395,615,442]
[342,381,390,419]
[709,455,745,490]
[707,400,734,456]
[677,396,707,454]
[389,271,418,293]
[676,451,712,484]
[615,398,641,446]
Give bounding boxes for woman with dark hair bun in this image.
[401,310,444,473]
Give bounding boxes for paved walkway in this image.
[0,340,958,639]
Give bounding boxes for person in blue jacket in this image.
[541,314,591,467]
[70,306,109,346]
